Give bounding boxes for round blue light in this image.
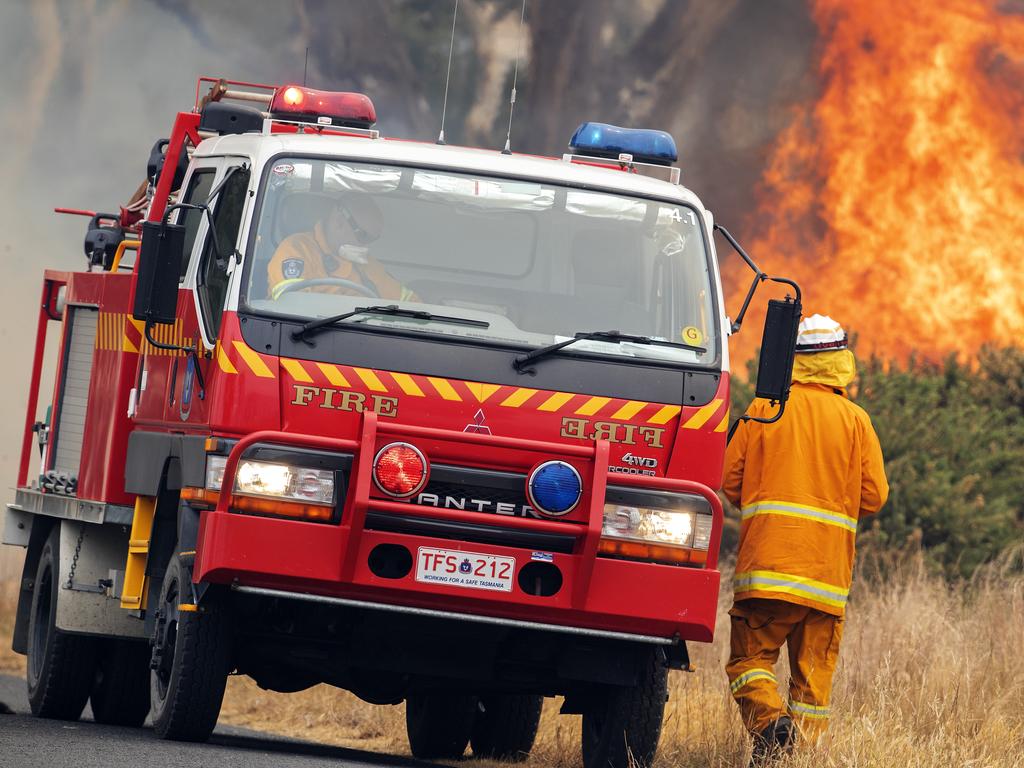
[528,461,582,516]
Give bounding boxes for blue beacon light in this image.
[569,122,678,167]
[528,461,583,517]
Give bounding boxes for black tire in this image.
[581,649,668,768]
[90,639,151,726]
[471,694,543,761]
[150,553,231,742]
[406,692,478,759]
[26,527,99,720]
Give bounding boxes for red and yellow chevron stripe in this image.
[94,312,191,356]
[214,341,728,430]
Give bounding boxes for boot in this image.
[748,716,796,767]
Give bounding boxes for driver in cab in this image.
[268,194,416,302]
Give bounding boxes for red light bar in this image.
[269,85,376,129]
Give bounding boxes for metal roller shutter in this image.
[52,306,98,479]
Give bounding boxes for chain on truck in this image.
[3,77,802,768]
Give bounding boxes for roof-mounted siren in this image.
[269,85,378,134]
[566,122,681,184]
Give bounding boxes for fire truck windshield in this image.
[245,157,718,366]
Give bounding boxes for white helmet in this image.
[795,314,848,353]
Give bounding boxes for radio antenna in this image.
[437,0,460,145]
[303,47,309,86]
[502,0,528,155]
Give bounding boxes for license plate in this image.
[415,547,515,593]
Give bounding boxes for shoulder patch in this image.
[282,259,304,279]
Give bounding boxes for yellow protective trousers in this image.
[726,597,844,742]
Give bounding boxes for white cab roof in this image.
[195,131,707,209]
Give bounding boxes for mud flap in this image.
[55,520,147,639]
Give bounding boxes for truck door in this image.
[170,160,252,427]
[131,162,217,427]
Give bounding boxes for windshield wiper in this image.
[513,330,706,373]
[292,304,489,343]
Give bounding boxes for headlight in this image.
[237,461,293,497]
[600,486,713,564]
[236,460,335,505]
[205,456,335,506]
[603,505,696,546]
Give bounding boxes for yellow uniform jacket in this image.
[723,351,888,616]
[267,222,409,301]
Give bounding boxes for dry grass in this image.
[2,552,1023,767]
[219,552,1024,768]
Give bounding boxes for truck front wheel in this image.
[150,553,231,741]
[405,692,478,759]
[26,527,98,720]
[471,694,543,761]
[581,649,668,768]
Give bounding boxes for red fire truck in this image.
[4,78,799,767]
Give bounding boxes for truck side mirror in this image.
[132,220,185,325]
[755,298,802,403]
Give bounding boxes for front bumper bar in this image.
[195,411,723,643]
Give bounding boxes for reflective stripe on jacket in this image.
[724,376,888,616]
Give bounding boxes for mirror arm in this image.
[162,202,224,264]
[765,275,802,304]
[143,321,206,400]
[726,398,788,444]
[732,272,765,334]
[714,223,804,332]
[714,223,804,442]
[715,223,766,334]
[715,223,760,272]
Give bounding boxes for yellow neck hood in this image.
[791,348,857,389]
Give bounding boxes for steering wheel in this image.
[275,277,380,299]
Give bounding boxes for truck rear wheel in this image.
[471,694,543,761]
[405,692,478,759]
[90,639,151,726]
[150,553,231,742]
[26,527,98,720]
[581,649,667,768]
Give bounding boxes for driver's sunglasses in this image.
[336,205,380,245]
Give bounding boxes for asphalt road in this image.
[0,673,428,768]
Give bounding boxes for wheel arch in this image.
[124,431,206,626]
[124,431,206,496]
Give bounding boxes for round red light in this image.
[373,443,428,498]
[282,86,304,106]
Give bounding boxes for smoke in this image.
[0,0,306,576]
[10,1,61,184]
[0,0,818,577]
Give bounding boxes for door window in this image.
[176,169,216,280]
[197,166,250,339]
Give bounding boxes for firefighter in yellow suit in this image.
[723,314,888,763]
[268,193,416,302]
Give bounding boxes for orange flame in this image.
[732,1,1024,364]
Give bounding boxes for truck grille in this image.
[365,512,576,553]
[415,465,536,520]
[366,464,580,553]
